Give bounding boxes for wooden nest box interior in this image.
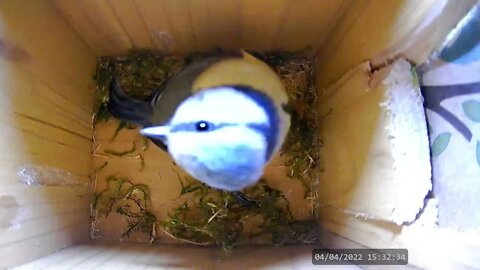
[0,0,479,269]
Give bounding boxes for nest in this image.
[91,50,320,250]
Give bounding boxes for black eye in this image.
[195,121,210,132]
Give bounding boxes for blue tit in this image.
[107,50,290,193]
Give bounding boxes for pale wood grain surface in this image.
[315,0,478,90]
[13,242,362,270]
[317,59,431,224]
[0,0,96,268]
[52,0,348,55]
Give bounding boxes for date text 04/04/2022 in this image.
[312,249,408,265]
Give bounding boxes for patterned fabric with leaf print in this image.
[419,4,480,233]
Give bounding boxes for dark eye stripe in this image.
[170,122,271,136]
[228,85,279,161]
[246,123,274,157]
[170,122,235,132]
[247,123,270,137]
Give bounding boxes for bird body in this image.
[108,50,290,192]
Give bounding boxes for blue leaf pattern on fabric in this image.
[462,100,480,122]
[431,132,452,157]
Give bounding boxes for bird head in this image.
[140,86,279,191]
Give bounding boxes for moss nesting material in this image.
[91,50,320,250]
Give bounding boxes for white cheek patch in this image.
[171,87,269,125]
[207,127,266,152]
[166,126,269,190]
[168,126,267,161]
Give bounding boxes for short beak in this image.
[140,126,170,138]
